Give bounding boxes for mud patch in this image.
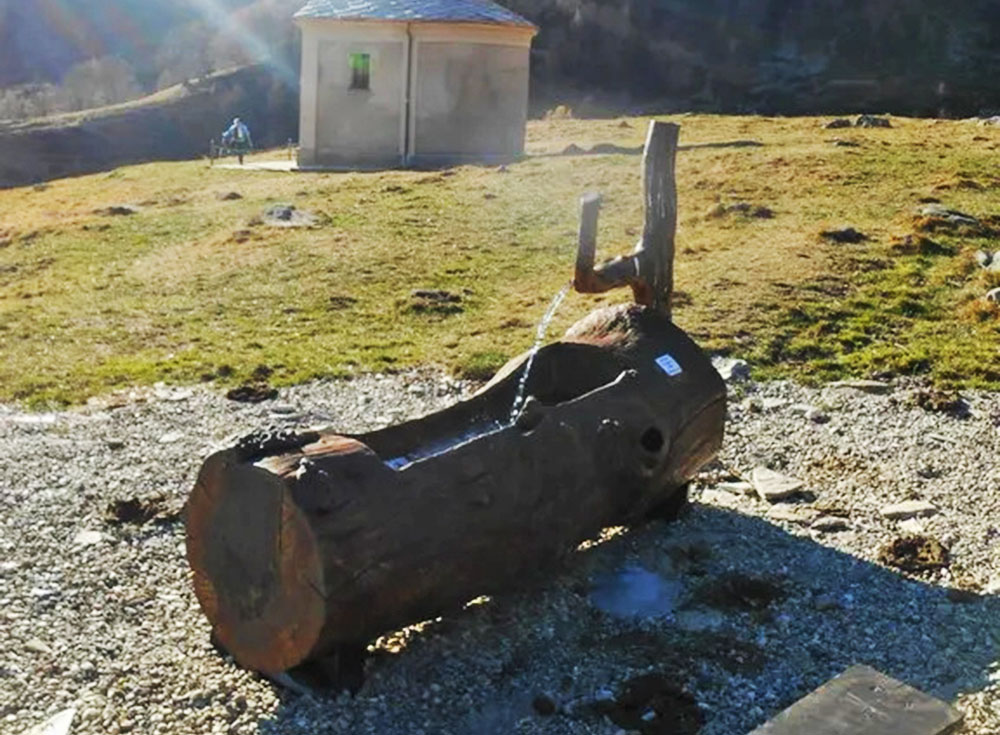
[820,227,867,244]
[329,295,358,310]
[888,234,952,256]
[226,383,278,403]
[912,387,969,417]
[230,229,256,243]
[581,628,682,670]
[689,631,767,675]
[599,673,703,735]
[690,573,785,611]
[105,495,180,526]
[407,289,463,316]
[706,202,774,220]
[94,204,140,216]
[932,176,986,192]
[878,535,949,572]
[381,184,410,194]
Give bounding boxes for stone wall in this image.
[411,37,531,162]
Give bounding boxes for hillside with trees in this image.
[2,0,1000,122]
[0,0,300,120]
[508,0,1000,116]
[2,0,1000,188]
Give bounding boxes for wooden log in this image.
[186,313,726,674]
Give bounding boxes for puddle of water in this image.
[590,564,684,620]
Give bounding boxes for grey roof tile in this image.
[293,0,535,28]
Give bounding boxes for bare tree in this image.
[0,83,65,121]
[155,22,214,90]
[61,57,142,111]
[207,0,302,71]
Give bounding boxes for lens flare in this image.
[182,0,298,87]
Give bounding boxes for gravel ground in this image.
[2,370,999,735]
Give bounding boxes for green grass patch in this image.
[455,351,512,381]
[746,230,1000,387]
[2,114,1000,406]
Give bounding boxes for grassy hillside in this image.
[1,114,999,406]
[0,65,298,190]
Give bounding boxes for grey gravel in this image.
[2,372,1000,735]
[711,357,750,382]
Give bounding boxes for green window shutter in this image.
[349,53,371,90]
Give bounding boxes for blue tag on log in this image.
[655,353,683,376]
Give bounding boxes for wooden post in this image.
[642,121,679,318]
[572,120,680,318]
[574,193,602,291]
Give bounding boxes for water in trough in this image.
[383,284,571,470]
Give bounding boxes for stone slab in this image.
[748,664,962,735]
[751,467,804,502]
[767,506,818,525]
[880,500,938,520]
[829,380,891,394]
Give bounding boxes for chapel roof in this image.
[294,0,535,29]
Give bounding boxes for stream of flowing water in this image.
[509,283,571,422]
[384,284,571,470]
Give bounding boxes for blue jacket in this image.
[223,120,252,147]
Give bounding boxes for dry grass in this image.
[1,114,1000,406]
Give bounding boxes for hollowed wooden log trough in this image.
[185,122,727,676]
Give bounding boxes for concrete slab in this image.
[212,160,407,173]
[213,160,298,172]
[749,665,963,735]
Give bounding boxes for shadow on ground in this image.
[533,140,766,159]
[253,504,999,735]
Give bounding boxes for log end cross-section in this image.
[187,450,328,674]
